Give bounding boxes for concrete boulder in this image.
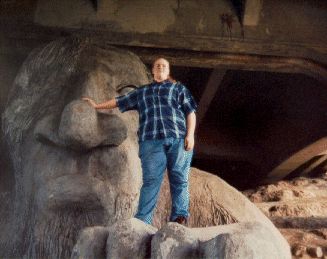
[72,218,157,259]
[201,222,286,259]
[71,226,109,259]
[151,222,291,259]
[106,218,157,259]
[71,218,291,259]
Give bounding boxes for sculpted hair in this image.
[2,37,84,144]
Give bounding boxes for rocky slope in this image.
[242,174,327,258]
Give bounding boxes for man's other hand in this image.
[184,135,194,151]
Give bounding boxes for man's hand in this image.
[184,135,195,151]
[82,98,118,110]
[82,98,97,108]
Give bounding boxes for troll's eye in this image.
[118,85,137,96]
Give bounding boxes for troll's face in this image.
[2,37,151,258]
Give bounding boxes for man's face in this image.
[152,58,170,82]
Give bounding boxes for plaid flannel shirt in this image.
[116,80,197,142]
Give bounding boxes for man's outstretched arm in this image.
[82,98,118,110]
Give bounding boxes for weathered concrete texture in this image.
[71,219,157,259]
[35,0,177,34]
[106,218,157,259]
[0,54,26,192]
[71,226,109,259]
[34,0,327,48]
[200,222,286,259]
[151,222,291,259]
[57,100,128,150]
[72,218,291,259]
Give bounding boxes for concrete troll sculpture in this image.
[1,37,151,258]
[1,37,291,258]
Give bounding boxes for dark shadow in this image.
[192,159,263,191]
[226,0,245,24]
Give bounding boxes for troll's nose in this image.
[58,100,127,150]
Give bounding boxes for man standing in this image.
[83,58,197,225]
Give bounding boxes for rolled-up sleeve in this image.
[116,90,138,113]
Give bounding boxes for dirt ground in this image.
[242,174,327,258]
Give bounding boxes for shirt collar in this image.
[151,79,170,86]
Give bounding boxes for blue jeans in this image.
[135,138,193,225]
